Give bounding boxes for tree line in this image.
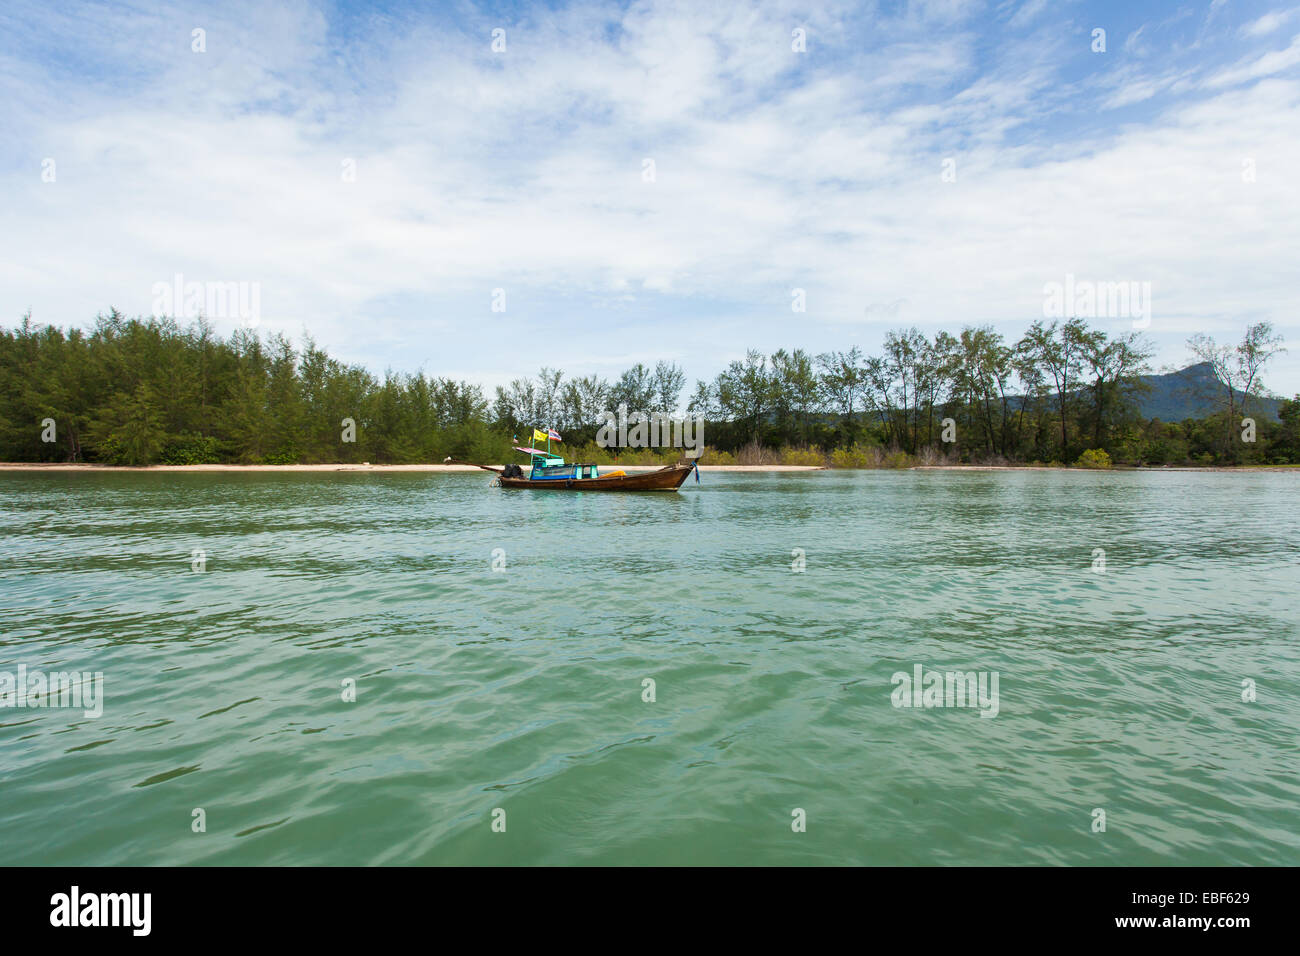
[0,311,499,465]
[684,319,1292,465]
[1,310,1293,466]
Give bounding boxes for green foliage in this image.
[776,446,827,467]
[0,312,1290,469]
[699,446,736,465]
[1075,448,1113,469]
[0,313,503,466]
[830,442,882,468]
[160,433,221,465]
[89,383,167,465]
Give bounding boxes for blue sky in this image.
[2,0,1299,396]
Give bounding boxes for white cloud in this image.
[1240,8,1300,38]
[1207,32,1300,87]
[1,0,1299,394]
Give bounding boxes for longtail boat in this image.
[445,433,698,491]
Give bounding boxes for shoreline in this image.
[0,462,827,473]
[909,464,1298,473]
[0,462,1293,473]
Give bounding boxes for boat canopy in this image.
[529,462,601,480]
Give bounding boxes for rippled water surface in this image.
[1,469,1297,865]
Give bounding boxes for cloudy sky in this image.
[3,0,1299,396]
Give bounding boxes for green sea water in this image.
[1,469,1297,866]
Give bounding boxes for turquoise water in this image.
[1,469,1297,865]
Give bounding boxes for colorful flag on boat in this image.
[532,428,548,444]
[547,428,562,442]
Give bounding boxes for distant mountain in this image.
[1134,362,1284,422]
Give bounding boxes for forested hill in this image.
[1134,362,1282,422]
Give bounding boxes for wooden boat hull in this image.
[499,461,695,491]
